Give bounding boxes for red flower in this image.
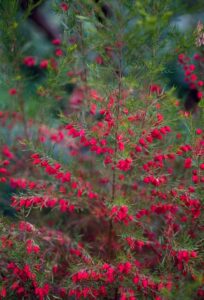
[150,84,162,95]
[200,163,204,170]
[23,56,36,67]
[190,74,197,82]
[40,59,49,69]
[142,278,148,288]
[60,2,69,11]
[184,157,192,169]
[55,48,63,56]
[95,55,103,64]
[0,287,6,298]
[189,64,195,71]
[9,88,17,95]
[117,158,132,171]
[178,53,186,63]
[193,53,200,60]
[197,91,203,99]
[52,38,61,45]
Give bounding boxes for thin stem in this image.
[114,287,119,300]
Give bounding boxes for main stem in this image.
[112,46,122,201]
[19,90,29,141]
[79,21,88,128]
[108,44,123,261]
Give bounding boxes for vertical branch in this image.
[112,44,122,201]
[108,41,123,260]
[18,88,29,141]
[78,20,88,127]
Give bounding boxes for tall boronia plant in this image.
[0,0,203,299]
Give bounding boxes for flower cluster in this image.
[178,52,204,100]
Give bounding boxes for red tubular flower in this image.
[0,287,6,298]
[142,278,148,288]
[190,74,197,82]
[55,48,63,57]
[52,38,61,45]
[2,145,14,159]
[95,55,103,64]
[9,88,17,95]
[60,2,69,11]
[197,91,203,99]
[117,158,132,171]
[193,53,200,60]
[189,64,195,71]
[178,53,186,63]
[23,56,36,67]
[184,157,192,169]
[200,163,204,170]
[40,59,49,69]
[150,84,162,95]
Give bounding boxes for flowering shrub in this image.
[0,1,204,299]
